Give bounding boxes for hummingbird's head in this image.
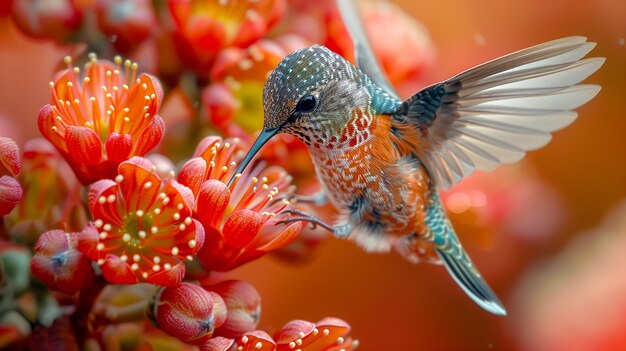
[229,46,370,185]
[262,46,372,136]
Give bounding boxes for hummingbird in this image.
[230,25,604,314]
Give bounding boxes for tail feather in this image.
[426,192,507,315]
[437,247,507,316]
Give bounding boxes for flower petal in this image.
[88,179,117,212]
[146,261,185,286]
[76,223,99,260]
[222,210,263,249]
[239,330,276,351]
[133,114,164,156]
[178,157,208,196]
[197,179,231,229]
[65,125,103,165]
[256,220,303,252]
[201,336,237,351]
[37,104,65,150]
[192,136,223,158]
[101,255,138,284]
[117,156,160,213]
[274,320,315,346]
[105,132,133,162]
[0,137,22,176]
[294,318,353,351]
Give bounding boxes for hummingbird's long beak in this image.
[227,128,279,187]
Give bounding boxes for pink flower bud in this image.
[30,229,95,294]
[0,137,21,177]
[0,176,22,216]
[154,283,217,344]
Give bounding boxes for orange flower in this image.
[79,156,204,286]
[38,54,164,184]
[177,136,303,272]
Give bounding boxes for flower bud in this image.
[154,282,217,344]
[30,229,95,294]
[210,280,261,339]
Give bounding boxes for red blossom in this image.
[154,282,227,345]
[38,54,165,184]
[79,156,204,286]
[177,136,303,272]
[30,229,95,294]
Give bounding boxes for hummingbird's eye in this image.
[296,95,317,113]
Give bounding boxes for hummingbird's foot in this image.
[278,209,335,233]
[288,191,328,206]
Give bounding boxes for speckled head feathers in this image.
[262,45,360,130]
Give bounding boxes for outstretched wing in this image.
[336,0,400,99]
[393,36,604,189]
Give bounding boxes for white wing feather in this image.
[411,37,604,188]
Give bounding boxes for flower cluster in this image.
[1,0,443,349]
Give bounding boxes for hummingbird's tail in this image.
[425,192,507,316]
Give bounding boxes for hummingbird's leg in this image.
[278,209,352,238]
[278,209,335,233]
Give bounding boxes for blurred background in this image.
[1,0,625,350]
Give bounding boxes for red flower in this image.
[30,229,95,294]
[79,156,204,286]
[209,280,261,338]
[153,282,227,345]
[38,54,164,184]
[177,136,303,272]
[168,0,287,73]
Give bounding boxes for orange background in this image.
[1,0,625,350]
